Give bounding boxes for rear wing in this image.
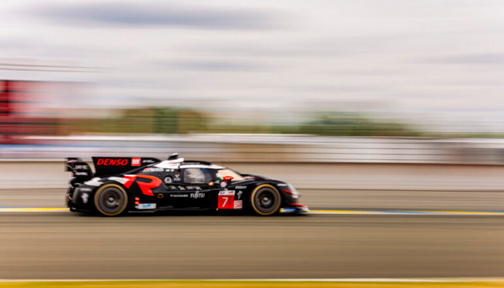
[66,157,162,179]
[91,157,161,177]
[65,158,93,181]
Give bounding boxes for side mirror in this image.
[223,176,233,182]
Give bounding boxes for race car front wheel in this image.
[251,184,281,216]
[94,184,128,216]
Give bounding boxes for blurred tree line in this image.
[62,107,206,135]
[295,112,420,137]
[62,109,420,137]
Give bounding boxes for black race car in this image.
[65,153,308,216]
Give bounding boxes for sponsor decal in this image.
[165,169,174,172]
[235,186,247,189]
[81,193,89,204]
[173,174,181,181]
[178,186,186,191]
[170,194,188,198]
[79,187,92,192]
[280,208,296,213]
[277,183,288,187]
[237,190,243,200]
[96,158,128,166]
[132,158,141,166]
[143,167,164,173]
[186,186,201,191]
[234,200,243,209]
[220,182,227,188]
[218,190,235,196]
[136,203,157,210]
[169,185,178,190]
[75,172,88,176]
[164,176,173,184]
[190,191,205,199]
[142,159,157,164]
[75,165,89,170]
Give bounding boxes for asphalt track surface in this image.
[1,186,504,279]
[0,212,503,279]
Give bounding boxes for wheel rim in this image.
[98,187,124,214]
[254,187,279,214]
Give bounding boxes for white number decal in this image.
[222,196,228,207]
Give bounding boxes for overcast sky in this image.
[1,0,504,131]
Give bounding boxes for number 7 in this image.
[222,196,228,207]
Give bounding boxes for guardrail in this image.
[1,134,504,165]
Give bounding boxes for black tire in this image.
[94,184,128,216]
[250,184,281,216]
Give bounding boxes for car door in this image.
[149,169,192,209]
[181,167,215,208]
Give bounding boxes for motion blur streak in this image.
[0,208,68,212]
[2,208,504,216]
[0,213,503,279]
[309,210,504,216]
[2,0,504,282]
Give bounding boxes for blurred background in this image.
[2,0,504,163]
[1,0,504,281]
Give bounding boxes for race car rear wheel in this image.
[94,184,128,216]
[251,184,281,216]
